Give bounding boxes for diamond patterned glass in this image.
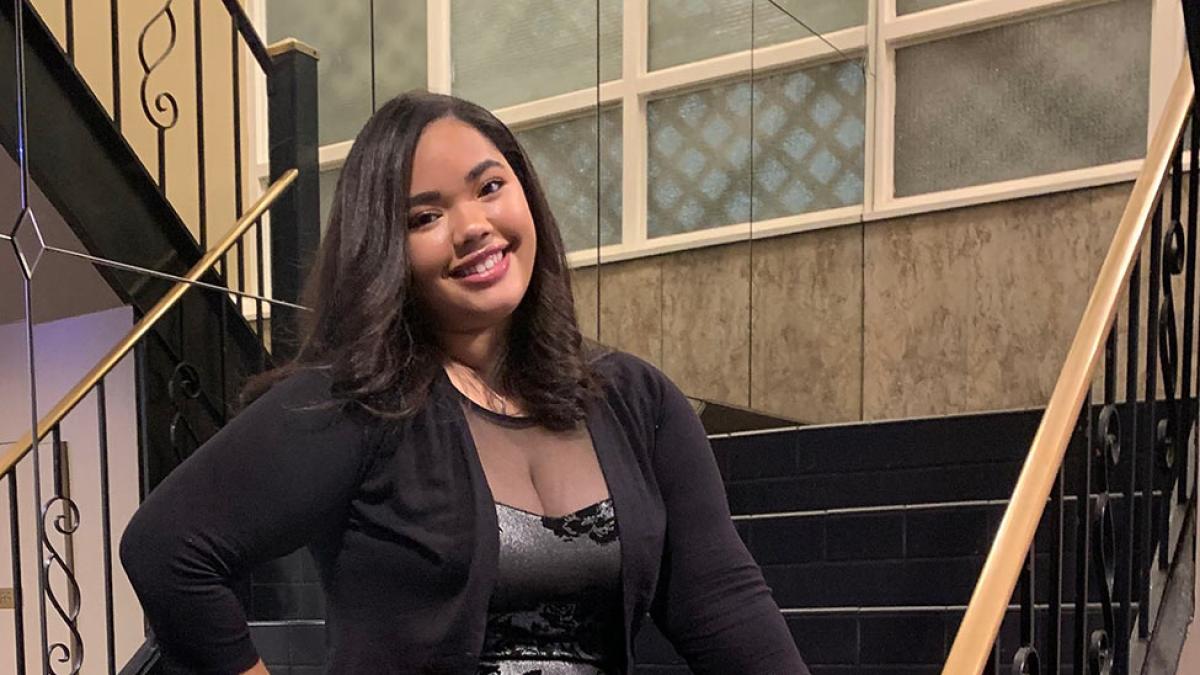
[894,0,1151,197]
[451,0,621,110]
[647,60,866,238]
[648,0,866,72]
[267,0,427,146]
[896,0,964,15]
[515,108,622,253]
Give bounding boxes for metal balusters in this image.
[42,424,82,674]
[7,468,26,674]
[109,0,120,129]
[1157,139,1186,570]
[1117,256,1141,671]
[232,20,245,314]
[1093,401,1119,674]
[138,0,179,190]
[1014,545,1037,673]
[1182,104,1200,504]
[194,0,208,250]
[1073,392,1094,672]
[63,0,72,60]
[255,214,265,347]
[1139,204,1163,638]
[97,380,117,675]
[1047,465,1064,673]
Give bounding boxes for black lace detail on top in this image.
[477,499,622,675]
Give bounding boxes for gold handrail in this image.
[942,63,1195,674]
[0,169,298,478]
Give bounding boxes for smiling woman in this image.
[118,91,808,675]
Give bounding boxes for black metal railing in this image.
[2,0,319,672]
[51,0,277,330]
[944,61,1198,674]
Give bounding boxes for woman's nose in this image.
[451,202,495,248]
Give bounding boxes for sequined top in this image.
[458,396,624,675]
[476,498,623,675]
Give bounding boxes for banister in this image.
[0,168,298,480]
[219,0,272,74]
[942,62,1195,675]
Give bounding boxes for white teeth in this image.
[461,251,503,277]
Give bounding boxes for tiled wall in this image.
[573,182,1134,424]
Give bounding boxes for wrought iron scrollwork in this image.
[138,1,179,188]
[168,361,204,461]
[1086,404,1119,675]
[1157,211,1186,471]
[1012,645,1039,675]
[40,495,83,675]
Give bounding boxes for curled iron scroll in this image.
[1011,646,1039,675]
[1089,405,1120,675]
[41,495,83,674]
[138,1,180,132]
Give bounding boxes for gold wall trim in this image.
[942,63,1195,674]
[0,169,298,479]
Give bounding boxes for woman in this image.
[120,92,807,675]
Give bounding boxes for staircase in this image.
[2,1,1199,674]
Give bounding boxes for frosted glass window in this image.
[896,0,963,15]
[319,166,341,236]
[894,0,1150,197]
[649,0,866,71]
[372,2,428,104]
[451,1,621,110]
[647,61,866,238]
[515,109,622,253]
[268,1,426,146]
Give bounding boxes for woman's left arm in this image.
[647,370,809,675]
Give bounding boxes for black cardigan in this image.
[120,351,808,674]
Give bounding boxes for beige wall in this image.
[574,181,1138,424]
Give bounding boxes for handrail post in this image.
[267,39,319,361]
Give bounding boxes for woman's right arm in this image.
[120,370,376,673]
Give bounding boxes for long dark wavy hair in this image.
[246,91,602,430]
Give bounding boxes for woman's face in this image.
[405,117,537,335]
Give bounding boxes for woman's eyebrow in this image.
[408,159,504,206]
[465,158,502,184]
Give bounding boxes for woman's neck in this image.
[437,323,507,386]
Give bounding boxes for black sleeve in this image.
[646,368,809,674]
[120,370,375,673]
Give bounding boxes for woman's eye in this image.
[480,178,504,197]
[409,211,439,228]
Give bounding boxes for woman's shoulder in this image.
[586,347,682,419]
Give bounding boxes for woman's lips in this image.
[452,249,510,286]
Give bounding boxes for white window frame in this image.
[250,0,1187,271]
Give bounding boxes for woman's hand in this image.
[240,659,270,675]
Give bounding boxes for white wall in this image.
[0,305,144,672]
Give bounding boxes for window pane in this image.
[649,0,866,72]
[896,0,963,15]
[268,1,373,146]
[893,0,1150,197]
[451,1,621,110]
[319,166,341,236]
[373,2,428,104]
[516,109,623,253]
[647,60,866,238]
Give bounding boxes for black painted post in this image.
[267,39,319,362]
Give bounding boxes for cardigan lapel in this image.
[586,393,666,672]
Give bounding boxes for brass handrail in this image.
[0,168,298,479]
[942,63,1195,674]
